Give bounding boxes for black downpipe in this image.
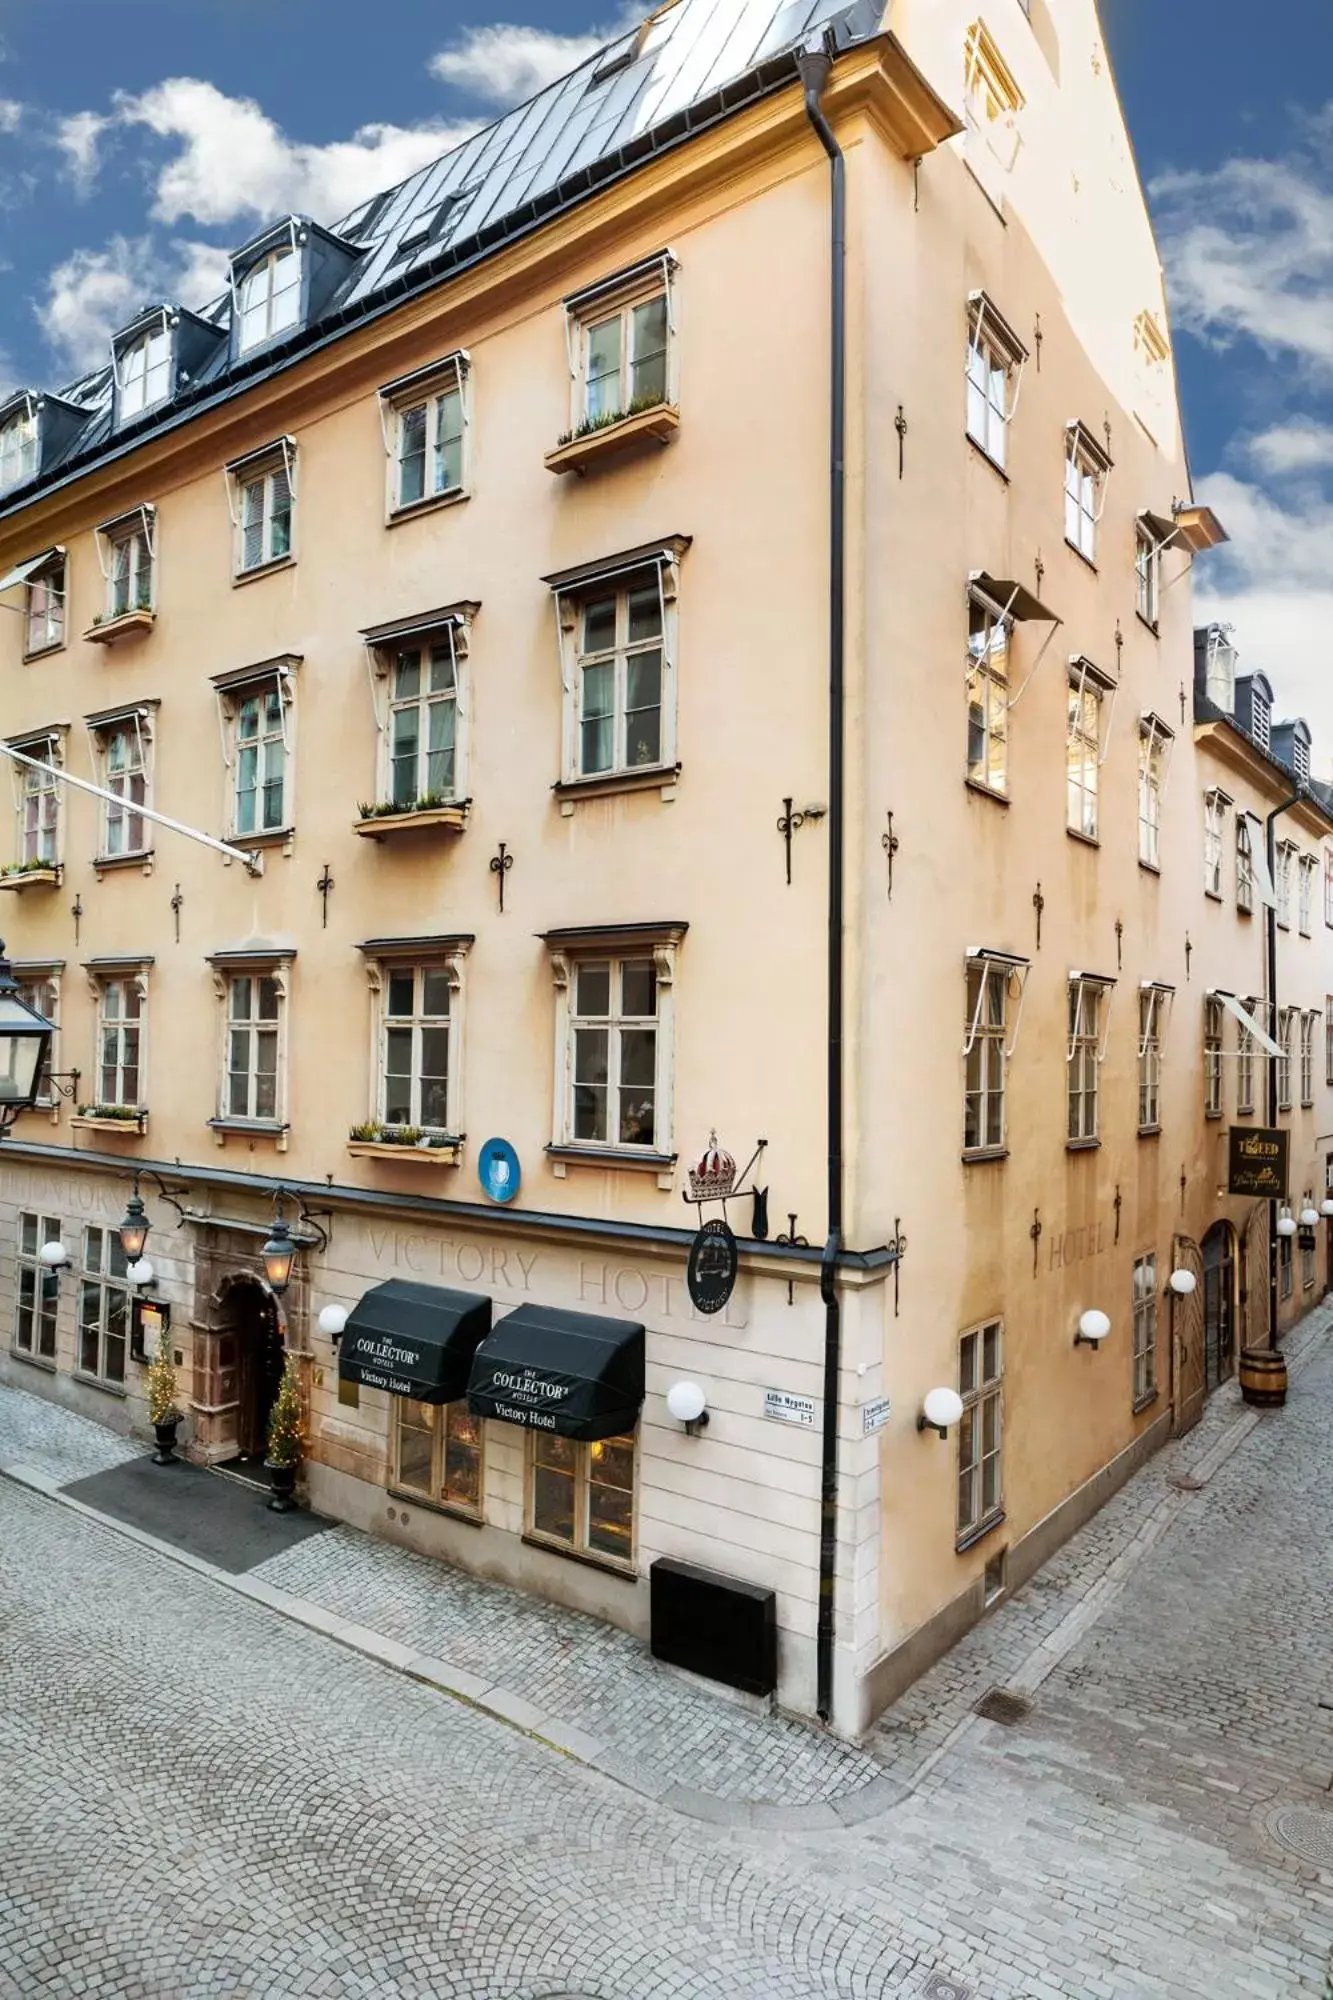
[1265,791,1303,1351]
[798,44,846,1728]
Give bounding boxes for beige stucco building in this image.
[0,0,1328,1735]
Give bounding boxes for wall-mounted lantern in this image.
[917,1386,964,1439]
[1075,1309,1111,1349]
[1167,1268,1197,1297]
[666,1380,709,1436]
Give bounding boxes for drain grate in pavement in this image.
[1267,1805,1333,1867]
[921,1975,975,2000]
[973,1686,1032,1727]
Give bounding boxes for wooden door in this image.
[1171,1234,1205,1437]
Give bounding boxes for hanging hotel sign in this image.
[688,1219,739,1315]
[682,1129,767,1317]
[1227,1127,1289,1199]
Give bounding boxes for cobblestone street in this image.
[2,1311,1333,1997]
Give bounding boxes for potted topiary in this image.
[147,1323,180,1463]
[264,1356,304,1513]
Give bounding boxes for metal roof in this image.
[0,0,886,516]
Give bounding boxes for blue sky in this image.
[0,0,1329,744]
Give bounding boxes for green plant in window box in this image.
[349,1120,379,1142]
[1,858,57,878]
[77,1102,143,1123]
[147,1322,180,1463]
[358,793,449,821]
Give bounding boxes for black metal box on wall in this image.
[649,1557,777,1696]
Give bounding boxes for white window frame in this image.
[14,1210,60,1361]
[527,1428,637,1570]
[11,732,62,868]
[1204,995,1225,1118]
[0,403,38,494]
[24,554,66,657]
[214,663,297,840]
[363,944,469,1138]
[1068,975,1113,1144]
[224,442,297,578]
[1300,1011,1316,1108]
[114,321,172,423]
[13,963,60,1112]
[1204,788,1231,899]
[77,1224,130,1388]
[88,964,149,1113]
[96,508,156,621]
[1236,1003,1256,1118]
[965,293,1026,471]
[967,590,1010,794]
[236,243,303,354]
[1275,840,1295,928]
[963,949,1030,1155]
[1066,664,1105,840]
[1137,714,1173,870]
[562,254,677,435]
[1132,1254,1157,1408]
[1326,995,1333,1090]
[1298,855,1315,937]
[1279,1230,1293,1301]
[1324,849,1333,929]
[88,708,154,862]
[1277,1006,1293,1112]
[362,613,474,812]
[957,1318,1003,1542]
[1135,522,1160,627]
[1138,984,1172,1134]
[1302,1224,1316,1292]
[548,931,682,1172]
[378,356,470,518]
[212,960,291,1130]
[1236,815,1255,913]
[1204,628,1237,712]
[551,545,684,788]
[1064,422,1111,564]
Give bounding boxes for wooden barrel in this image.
[1239,1347,1288,1408]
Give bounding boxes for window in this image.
[957,1320,1003,1541]
[1066,670,1103,839]
[14,967,58,1107]
[15,738,60,866]
[1299,856,1315,936]
[963,21,1024,203]
[0,406,37,493]
[1132,1255,1157,1408]
[14,1211,60,1361]
[394,1399,482,1515]
[78,1226,129,1387]
[96,976,145,1109]
[1064,423,1110,564]
[1276,842,1294,928]
[1302,1228,1316,1292]
[223,973,283,1122]
[1135,523,1160,627]
[965,294,1026,471]
[1293,732,1311,787]
[963,954,1027,1154]
[1236,1014,1255,1117]
[116,325,172,422]
[967,594,1009,793]
[530,1430,635,1566]
[1301,1012,1315,1108]
[237,247,302,353]
[215,665,295,838]
[1068,977,1111,1143]
[238,461,292,574]
[1237,817,1255,913]
[24,556,65,656]
[583,292,668,426]
[1277,1007,1293,1112]
[546,924,683,1164]
[1279,1231,1293,1301]
[577,585,661,778]
[1138,987,1169,1133]
[1138,718,1170,869]
[1204,997,1224,1118]
[397,382,464,510]
[1325,850,1333,928]
[1204,628,1237,712]
[1326,995,1333,1089]
[389,644,457,805]
[1249,680,1272,752]
[377,963,455,1132]
[102,514,154,620]
[93,715,151,859]
[1204,790,1230,898]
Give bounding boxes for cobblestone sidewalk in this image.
[2,1297,1330,1831]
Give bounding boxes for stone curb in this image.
[2,1306,1328,1839]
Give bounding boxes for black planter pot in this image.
[265,1458,299,1513]
[151,1416,180,1465]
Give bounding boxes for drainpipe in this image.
[797,37,846,1729]
[1265,790,1303,1350]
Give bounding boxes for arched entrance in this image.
[216,1276,284,1474]
[1202,1222,1237,1396]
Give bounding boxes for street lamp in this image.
[0,942,54,1133]
[118,1176,151,1263]
[262,1209,297,1295]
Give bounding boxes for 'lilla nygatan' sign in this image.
[1227,1127,1289,1199]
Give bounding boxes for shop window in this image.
[78,1225,129,1388]
[528,1430,635,1567]
[394,1399,483,1515]
[14,1211,60,1361]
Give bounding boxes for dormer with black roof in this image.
[0,387,93,497]
[1234,671,1274,753]
[1272,717,1312,788]
[228,215,361,365]
[111,303,226,431]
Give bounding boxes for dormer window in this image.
[1294,733,1310,786]
[114,320,173,424]
[1250,681,1271,752]
[0,402,38,494]
[237,246,302,353]
[1204,627,1237,713]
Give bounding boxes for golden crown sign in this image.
[687,1133,738,1205]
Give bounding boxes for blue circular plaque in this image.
[479,1137,521,1205]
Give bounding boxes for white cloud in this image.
[430,22,611,106]
[0,100,22,133]
[1151,139,1333,372]
[110,78,477,229]
[56,110,109,196]
[1243,423,1333,477]
[38,234,230,374]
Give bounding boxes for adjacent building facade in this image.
[0,0,1327,1734]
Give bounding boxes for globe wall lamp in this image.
[127,1258,157,1291]
[1299,1206,1320,1228]
[666,1380,709,1436]
[318,1304,349,1347]
[39,1240,69,1277]
[1075,1309,1111,1349]
[917,1386,964,1439]
[1276,1210,1297,1238]
[1167,1269,1197,1297]
[1320,1198,1333,1220]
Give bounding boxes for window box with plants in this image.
[544,397,680,476]
[84,603,156,646]
[346,1122,462,1166]
[352,794,470,841]
[70,1103,148,1136]
[0,859,62,892]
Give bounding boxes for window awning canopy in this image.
[0,546,64,592]
[968,572,1057,624]
[467,1303,644,1441]
[338,1279,492,1404]
[1173,504,1229,553]
[1212,990,1282,1057]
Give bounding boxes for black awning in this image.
[338,1280,491,1404]
[467,1304,644,1442]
